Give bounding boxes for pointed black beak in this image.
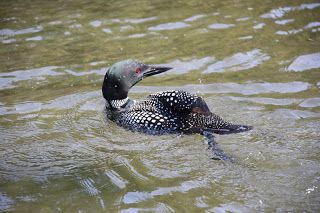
[143,65,172,77]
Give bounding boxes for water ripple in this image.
[0,1,319,212]
[124,17,157,24]
[275,19,295,25]
[0,66,62,89]
[105,170,128,189]
[203,49,270,73]
[275,29,303,35]
[208,23,235,29]
[120,203,174,213]
[0,193,14,212]
[102,28,112,33]
[25,36,43,41]
[79,178,100,196]
[90,20,102,27]
[161,57,215,75]
[268,109,320,120]
[260,3,320,19]
[236,17,251,22]
[0,26,43,38]
[229,97,301,106]
[122,179,207,204]
[128,33,146,38]
[113,156,148,181]
[299,98,320,108]
[304,21,320,29]
[148,22,190,31]
[253,23,265,29]
[287,52,320,72]
[132,81,311,95]
[184,14,207,22]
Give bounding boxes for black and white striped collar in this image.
[109,97,130,109]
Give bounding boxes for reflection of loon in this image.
[102,60,252,161]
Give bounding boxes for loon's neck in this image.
[108,97,133,109]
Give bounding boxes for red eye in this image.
[135,68,141,74]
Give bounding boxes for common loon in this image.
[102,60,252,160]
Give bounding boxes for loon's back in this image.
[107,90,252,135]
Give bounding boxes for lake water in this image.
[0,0,319,212]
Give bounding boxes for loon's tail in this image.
[186,113,253,135]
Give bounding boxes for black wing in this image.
[148,90,210,114]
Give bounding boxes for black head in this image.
[102,59,172,100]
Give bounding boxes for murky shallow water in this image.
[0,0,319,212]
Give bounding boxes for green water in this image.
[1,0,320,212]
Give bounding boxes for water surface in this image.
[0,0,319,212]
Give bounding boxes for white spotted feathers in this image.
[149,90,197,111]
[112,90,197,133]
[107,90,251,135]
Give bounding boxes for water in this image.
[0,0,319,212]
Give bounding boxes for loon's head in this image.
[102,59,172,100]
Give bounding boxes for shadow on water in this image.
[0,0,320,212]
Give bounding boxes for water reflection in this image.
[299,98,320,108]
[124,17,157,24]
[64,31,71,36]
[48,20,63,25]
[212,203,249,213]
[0,193,14,212]
[105,170,128,189]
[275,29,303,35]
[128,33,146,38]
[238,35,253,40]
[102,28,112,33]
[132,81,311,95]
[0,66,62,89]
[269,109,320,119]
[1,38,16,44]
[25,36,43,41]
[203,49,270,73]
[162,57,214,75]
[90,20,102,27]
[287,52,320,72]
[14,102,42,114]
[0,0,319,212]
[0,26,43,37]
[229,96,300,106]
[79,178,101,196]
[0,26,43,44]
[184,14,207,22]
[121,203,174,213]
[120,25,134,32]
[253,23,265,29]
[260,3,320,19]
[148,22,190,31]
[304,21,320,29]
[123,179,207,204]
[235,17,251,22]
[275,19,294,25]
[208,23,235,29]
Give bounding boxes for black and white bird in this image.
[102,60,252,161]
